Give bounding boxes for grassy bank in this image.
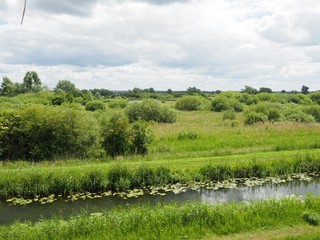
[1,151,320,199]
[1,195,320,240]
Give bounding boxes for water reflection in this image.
[0,179,319,225]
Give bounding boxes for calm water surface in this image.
[0,179,319,225]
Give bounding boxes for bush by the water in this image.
[0,105,100,160]
[125,99,176,123]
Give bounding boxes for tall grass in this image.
[1,195,320,240]
[1,153,320,199]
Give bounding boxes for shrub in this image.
[175,96,208,111]
[0,105,100,160]
[125,99,176,123]
[283,106,315,123]
[244,112,268,125]
[102,114,153,157]
[223,110,236,121]
[211,96,231,112]
[177,131,198,140]
[109,99,128,109]
[85,100,106,111]
[310,92,320,105]
[304,105,320,122]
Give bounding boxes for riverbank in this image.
[1,195,320,240]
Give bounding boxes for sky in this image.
[0,0,320,91]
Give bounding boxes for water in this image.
[0,179,319,225]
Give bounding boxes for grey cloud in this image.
[29,0,101,16]
[28,0,190,16]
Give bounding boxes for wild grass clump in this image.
[0,164,174,199]
[199,155,320,181]
[2,195,320,240]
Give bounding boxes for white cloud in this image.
[0,0,320,91]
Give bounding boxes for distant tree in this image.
[301,85,310,94]
[281,90,286,93]
[167,88,173,94]
[259,87,272,93]
[187,87,202,95]
[55,80,80,96]
[215,90,222,94]
[21,71,42,93]
[149,88,155,93]
[0,77,19,96]
[242,85,258,94]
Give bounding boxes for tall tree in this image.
[0,77,18,96]
[22,71,42,93]
[54,80,80,96]
[301,85,309,94]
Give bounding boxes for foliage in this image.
[259,87,272,93]
[244,112,268,125]
[303,105,320,123]
[283,105,315,123]
[54,80,80,97]
[0,105,100,160]
[242,85,258,94]
[85,100,106,111]
[177,130,198,140]
[211,95,243,112]
[21,71,42,93]
[102,114,153,157]
[301,85,310,94]
[287,94,312,105]
[309,92,320,105]
[125,99,176,123]
[223,109,236,120]
[108,99,128,109]
[175,95,208,111]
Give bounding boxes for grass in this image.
[0,151,320,199]
[1,195,320,240]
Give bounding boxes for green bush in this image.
[211,96,243,112]
[304,105,320,122]
[310,92,320,105]
[244,112,268,125]
[283,106,315,123]
[102,114,153,157]
[125,99,176,123]
[175,96,208,111]
[177,131,198,140]
[0,105,100,160]
[108,99,128,109]
[223,110,236,120]
[85,100,106,111]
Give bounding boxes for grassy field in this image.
[1,109,320,239]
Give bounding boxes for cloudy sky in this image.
[0,0,320,91]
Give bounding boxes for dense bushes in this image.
[102,114,153,157]
[125,99,176,123]
[175,96,209,111]
[85,100,106,111]
[0,105,100,160]
[108,99,128,109]
[211,95,243,112]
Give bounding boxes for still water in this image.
[0,179,319,225]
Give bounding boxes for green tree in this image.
[242,85,258,94]
[21,71,42,93]
[55,80,80,97]
[0,77,19,96]
[301,85,310,94]
[259,87,272,93]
